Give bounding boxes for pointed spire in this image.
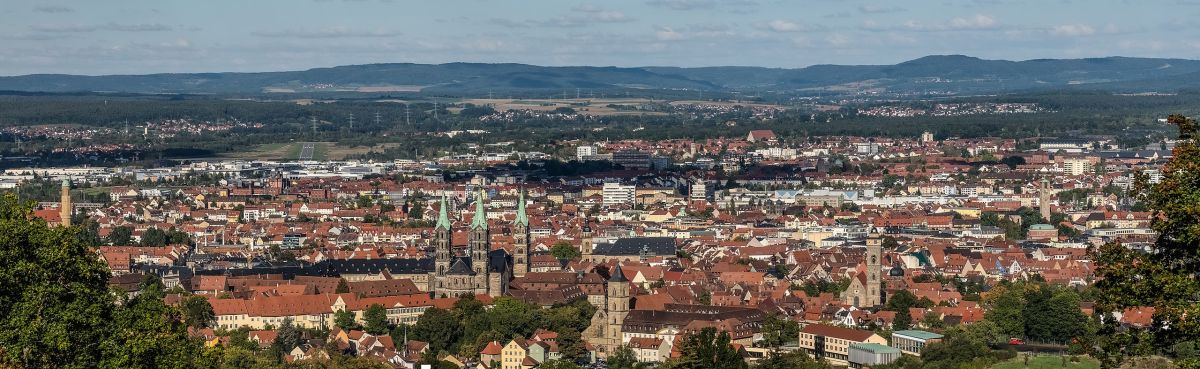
[609,262,628,282]
[436,194,451,230]
[515,189,529,227]
[470,188,488,230]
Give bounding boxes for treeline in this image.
[0,92,1184,163]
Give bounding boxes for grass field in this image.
[992,354,1100,369]
[225,141,397,161]
[460,98,672,116]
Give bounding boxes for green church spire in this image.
[515,189,528,227]
[470,188,488,230]
[436,194,451,230]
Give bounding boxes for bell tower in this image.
[866,232,882,306]
[513,190,530,277]
[605,263,630,351]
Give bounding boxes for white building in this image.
[576,145,597,161]
[1062,157,1093,176]
[602,182,636,205]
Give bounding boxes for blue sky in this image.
[0,0,1196,75]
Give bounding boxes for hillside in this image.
[3,55,1200,95]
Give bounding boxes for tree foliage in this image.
[1092,114,1200,368]
[363,304,389,335]
[663,327,747,369]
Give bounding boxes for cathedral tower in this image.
[469,189,490,288]
[434,195,453,276]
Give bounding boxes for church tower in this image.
[469,189,490,292]
[60,179,72,227]
[434,195,453,276]
[605,263,630,352]
[513,190,530,277]
[581,219,593,257]
[866,232,883,306]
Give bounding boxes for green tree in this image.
[363,304,389,335]
[335,278,350,294]
[669,327,747,369]
[107,225,134,245]
[271,317,300,357]
[885,290,919,311]
[893,309,913,330]
[180,294,216,328]
[983,283,1026,338]
[607,345,645,369]
[0,193,116,368]
[555,329,586,362]
[550,241,582,260]
[140,227,170,246]
[335,309,358,331]
[1092,114,1200,368]
[761,315,800,350]
[754,350,829,369]
[538,360,584,369]
[920,325,994,369]
[411,307,462,354]
[99,277,217,368]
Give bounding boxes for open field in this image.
[991,354,1100,369]
[223,141,398,161]
[460,98,672,116]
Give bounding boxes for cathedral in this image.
[428,189,530,298]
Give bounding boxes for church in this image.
[582,263,631,359]
[840,233,884,308]
[428,189,530,298]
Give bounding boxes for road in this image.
[298,143,316,161]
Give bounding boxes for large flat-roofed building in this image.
[586,237,677,262]
[890,330,943,356]
[612,150,651,169]
[848,343,901,369]
[798,324,887,366]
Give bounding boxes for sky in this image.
[0,0,1197,76]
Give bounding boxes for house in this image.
[797,324,888,366]
[747,130,777,143]
[501,338,534,369]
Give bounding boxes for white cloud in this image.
[755,19,823,33]
[31,23,173,33]
[766,20,800,32]
[857,4,905,14]
[863,14,999,32]
[948,14,997,30]
[646,0,716,11]
[252,27,403,38]
[1051,24,1095,37]
[493,5,634,28]
[655,26,685,40]
[33,5,73,13]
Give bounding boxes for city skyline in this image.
[1,0,1196,76]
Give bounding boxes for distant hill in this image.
[3,55,1200,95]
